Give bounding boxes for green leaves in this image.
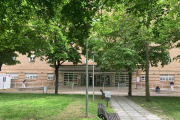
[0,0,102,70]
[0,0,62,70]
[88,4,144,73]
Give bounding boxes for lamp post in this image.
[86,25,92,117]
[86,38,88,117]
[91,51,96,100]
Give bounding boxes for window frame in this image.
[63,73,78,86]
[48,59,52,62]
[91,59,94,62]
[3,77,6,82]
[9,73,18,79]
[29,54,35,62]
[160,75,174,81]
[25,73,37,79]
[47,74,54,80]
[12,57,16,60]
[115,73,129,86]
[141,75,146,81]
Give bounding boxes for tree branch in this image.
[150,39,169,51]
[60,61,65,65]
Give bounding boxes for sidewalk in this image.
[1,89,180,97]
[111,96,161,120]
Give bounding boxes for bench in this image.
[98,102,121,120]
[100,89,105,99]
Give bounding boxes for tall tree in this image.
[87,6,144,96]
[34,22,81,94]
[88,1,171,99]
[124,0,171,101]
[33,0,103,94]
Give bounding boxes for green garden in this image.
[0,93,113,120]
[128,96,180,120]
[1,93,180,120]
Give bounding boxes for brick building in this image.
[137,47,180,88]
[0,47,180,88]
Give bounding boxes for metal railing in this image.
[136,82,180,90]
[10,81,55,88]
[1,81,180,90]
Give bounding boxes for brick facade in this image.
[137,48,180,87]
[1,47,180,88]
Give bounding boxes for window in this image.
[166,54,171,63]
[3,77,6,82]
[64,73,78,86]
[48,59,52,62]
[29,54,35,62]
[25,74,37,79]
[115,73,129,86]
[47,74,53,80]
[141,75,146,81]
[12,57,16,60]
[160,75,174,81]
[9,74,18,79]
[83,61,86,64]
[91,59,93,62]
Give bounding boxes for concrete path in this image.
[110,96,161,120]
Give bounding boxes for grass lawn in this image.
[127,96,180,120]
[0,93,113,120]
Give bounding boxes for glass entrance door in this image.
[101,75,110,86]
[90,74,101,86]
[95,74,100,86]
[81,74,110,86]
[81,74,96,86]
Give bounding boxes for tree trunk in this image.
[145,45,151,102]
[55,61,60,94]
[128,72,132,96]
[0,62,2,71]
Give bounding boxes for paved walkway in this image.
[111,96,161,120]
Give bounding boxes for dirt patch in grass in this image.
[156,110,163,112]
[51,99,86,120]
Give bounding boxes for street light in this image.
[91,51,96,100]
[86,38,88,117]
[86,25,92,117]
